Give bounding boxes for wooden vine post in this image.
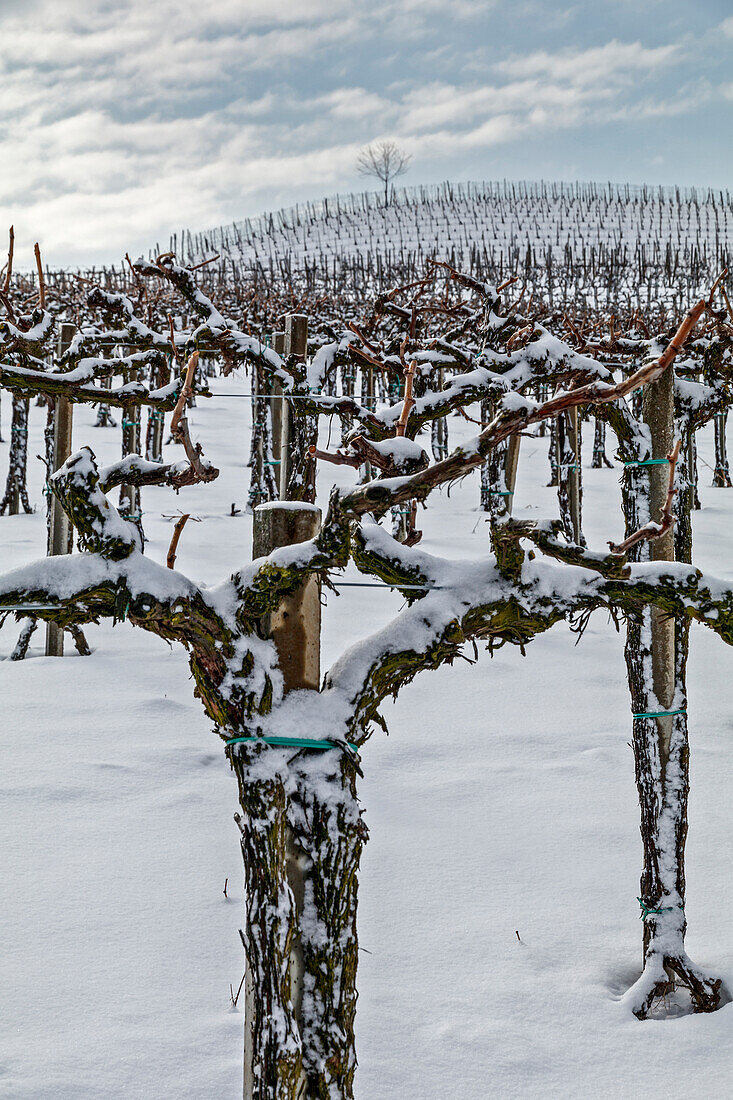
[555,408,582,542]
[643,363,676,776]
[567,408,582,543]
[246,500,322,1099]
[270,331,285,470]
[119,374,142,524]
[279,315,308,500]
[45,322,75,657]
[503,432,521,516]
[481,400,521,518]
[713,412,732,487]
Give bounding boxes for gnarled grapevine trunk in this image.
[145,408,164,463]
[431,370,448,461]
[713,411,732,487]
[233,749,364,1100]
[547,417,558,486]
[0,396,32,515]
[119,403,143,539]
[556,409,584,545]
[592,417,613,468]
[248,364,278,509]
[94,376,118,428]
[233,500,363,1098]
[480,400,519,518]
[621,368,723,1017]
[284,398,318,503]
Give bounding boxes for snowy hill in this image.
[179,181,733,312]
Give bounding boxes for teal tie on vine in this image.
[225,735,360,757]
[638,897,677,921]
[632,709,686,719]
[624,459,670,467]
[113,589,130,624]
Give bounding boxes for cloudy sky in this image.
[0,0,730,267]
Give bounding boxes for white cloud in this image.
[314,89,393,121]
[0,2,719,267]
[496,40,678,82]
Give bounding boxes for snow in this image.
[256,500,320,513]
[368,437,426,463]
[2,378,733,1099]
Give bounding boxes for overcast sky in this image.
[1,0,730,268]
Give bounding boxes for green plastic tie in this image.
[114,588,130,624]
[624,459,670,467]
[11,427,27,433]
[489,490,514,496]
[632,708,686,719]
[266,460,281,465]
[122,420,140,429]
[225,735,360,756]
[638,897,676,921]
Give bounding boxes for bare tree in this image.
[356,140,411,206]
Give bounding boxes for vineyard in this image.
[181,180,733,318]
[3,196,733,1099]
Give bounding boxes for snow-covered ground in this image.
[2,381,733,1099]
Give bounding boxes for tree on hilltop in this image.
[356,140,411,206]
